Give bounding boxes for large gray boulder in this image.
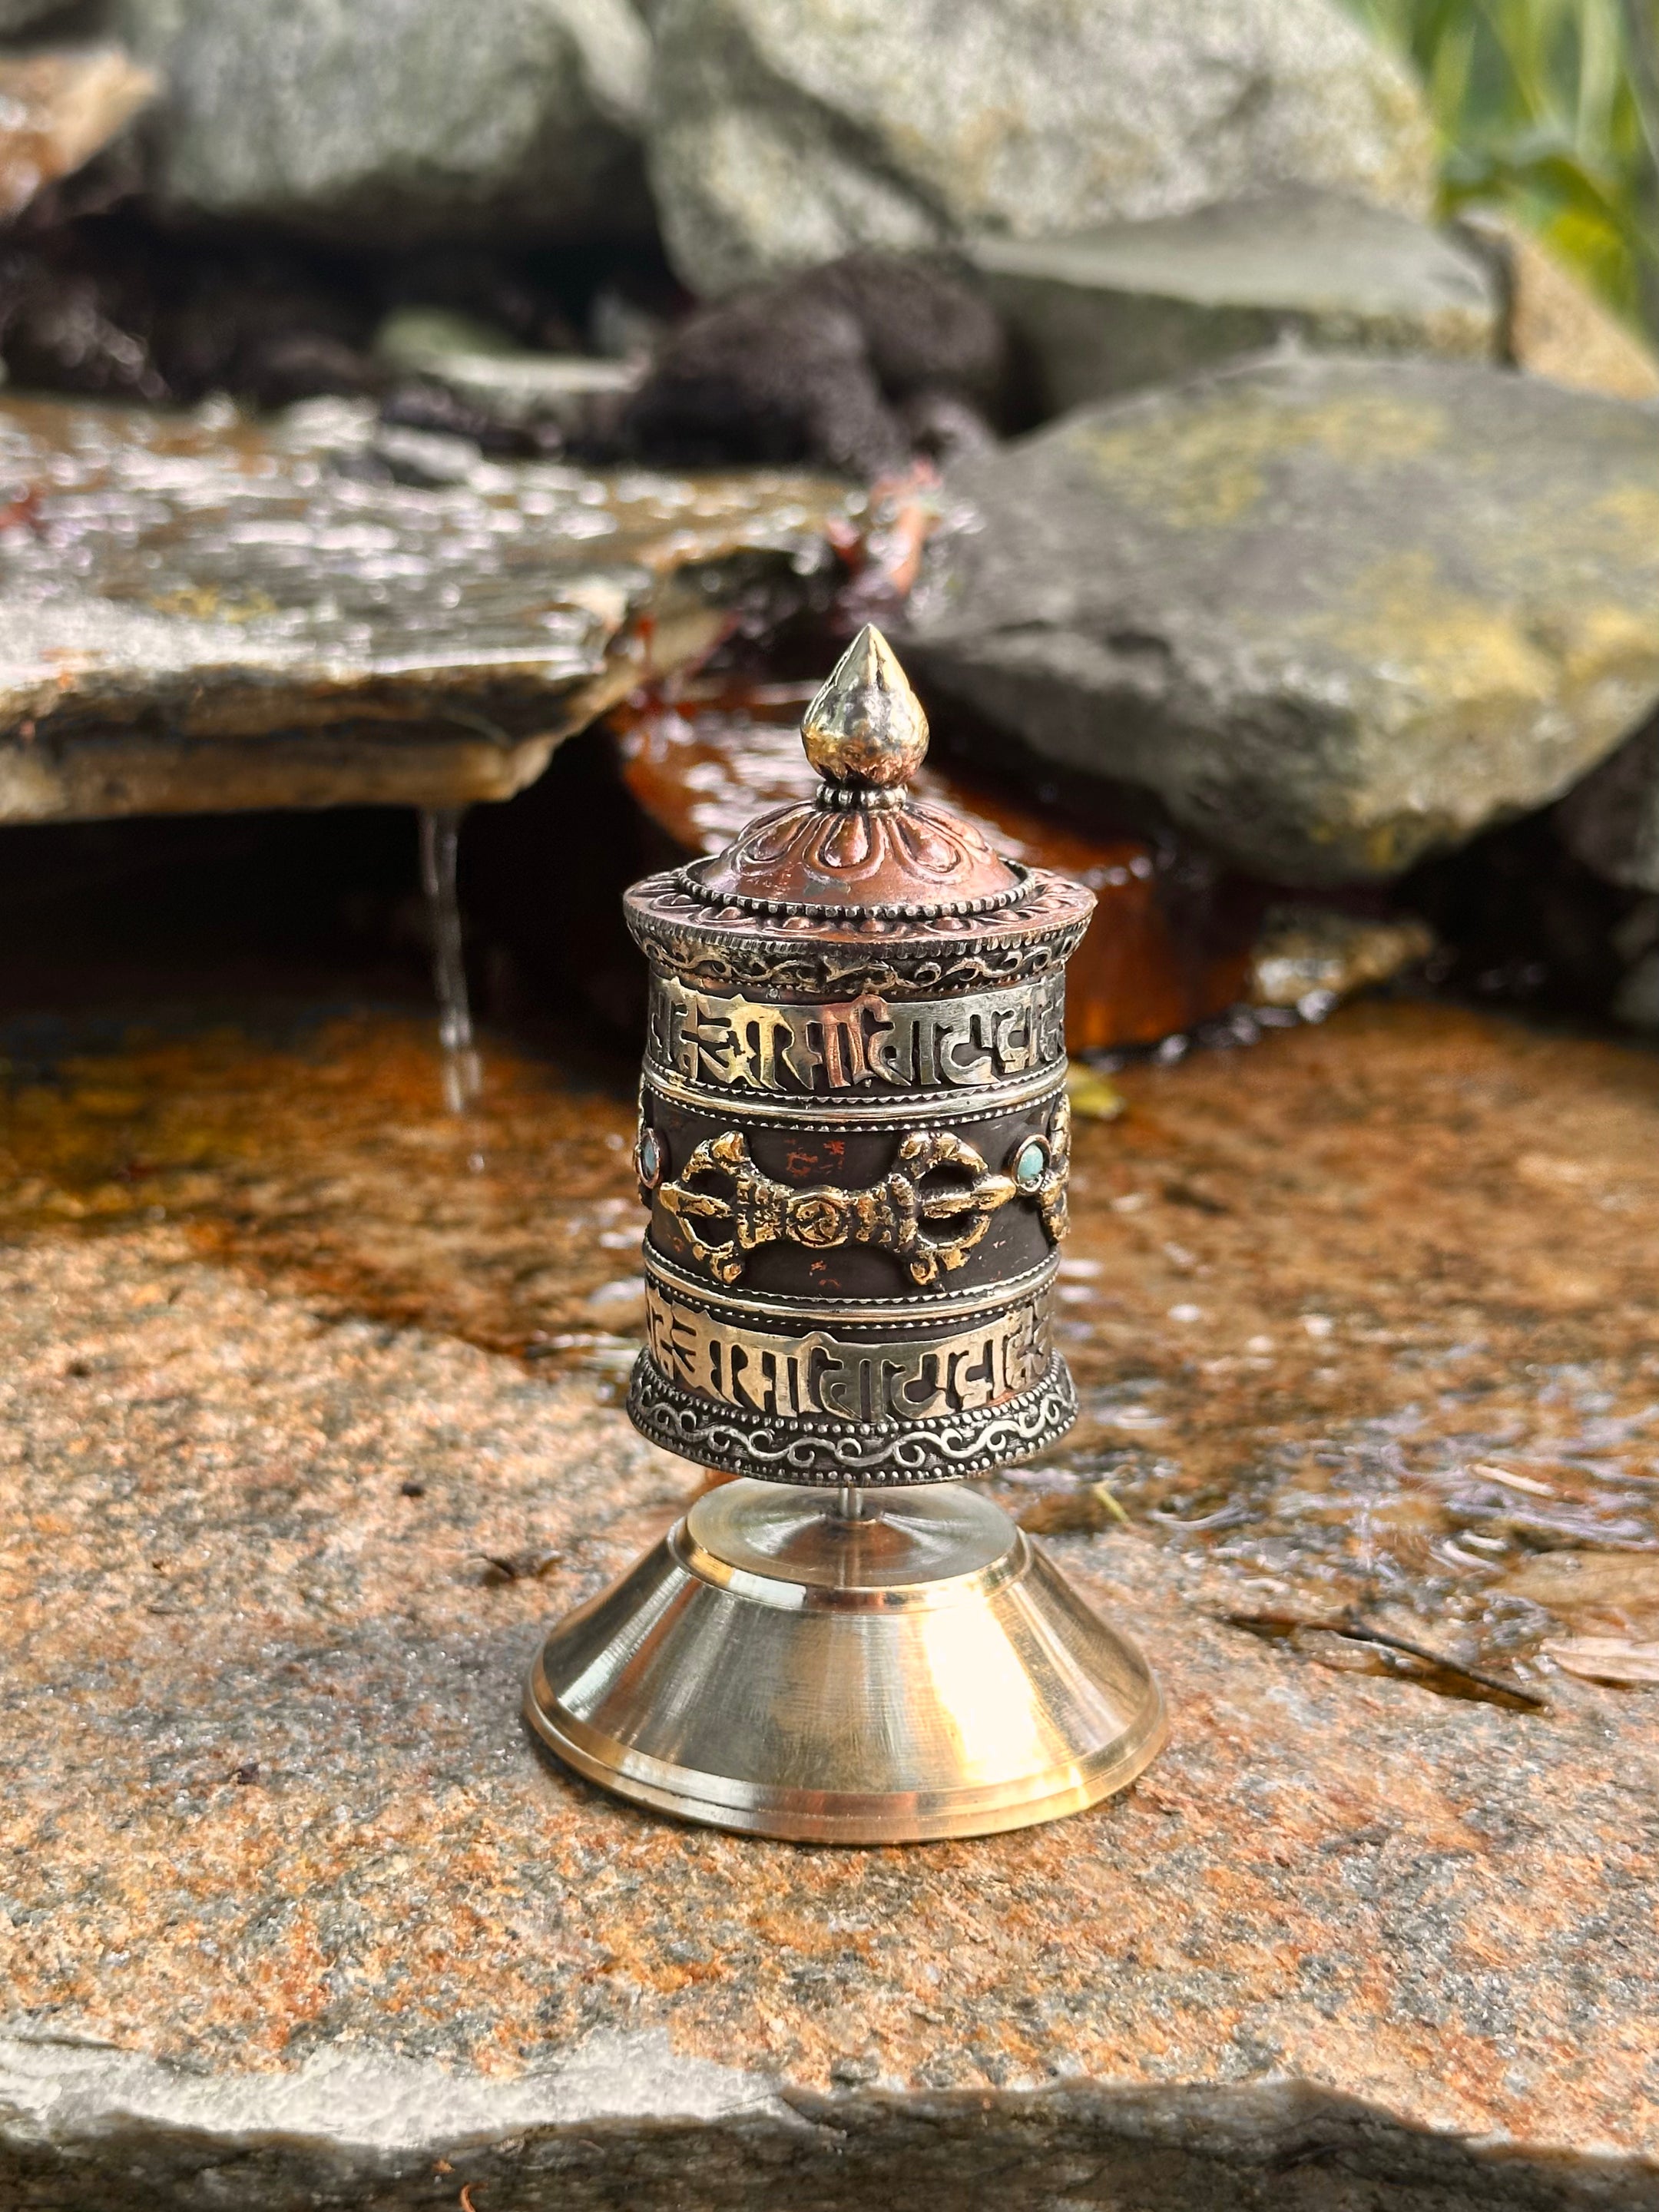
[647,0,1437,298]
[970,190,1499,418]
[900,354,1659,885]
[112,0,653,241]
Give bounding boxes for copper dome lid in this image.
[684,626,1027,918]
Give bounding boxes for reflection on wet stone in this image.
[3,998,1656,1665]
[0,394,856,822]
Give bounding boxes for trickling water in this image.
[418,806,482,1118]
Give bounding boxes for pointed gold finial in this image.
[801,624,929,790]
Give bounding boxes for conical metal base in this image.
[525,1480,1167,1843]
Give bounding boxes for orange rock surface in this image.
[0,999,1654,2204]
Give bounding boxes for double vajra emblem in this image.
[656,1096,1071,1289]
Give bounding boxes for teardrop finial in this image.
[801,624,929,790]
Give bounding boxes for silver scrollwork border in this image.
[626,1349,1078,1484]
[624,871,1094,1002]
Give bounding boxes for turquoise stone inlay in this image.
[1014,1137,1047,1191]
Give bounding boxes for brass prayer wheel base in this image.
[525,1480,1167,1844]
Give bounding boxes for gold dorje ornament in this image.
[525,627,1167,1842]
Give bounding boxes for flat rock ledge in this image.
[8,2040,1656,2212]
[0,1227,1654,2210]
[968,188,1499,416]
[0,396,855,823]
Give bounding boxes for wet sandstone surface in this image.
[0,996,1657,2207]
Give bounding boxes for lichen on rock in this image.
[901,354,1659,884]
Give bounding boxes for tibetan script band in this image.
[646,974,1065,1098]
[643,1273,1052,1425]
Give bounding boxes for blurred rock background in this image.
[0,0,1655,1055]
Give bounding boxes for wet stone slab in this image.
[1,1002,1657,2208]
[0,395,855,823]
